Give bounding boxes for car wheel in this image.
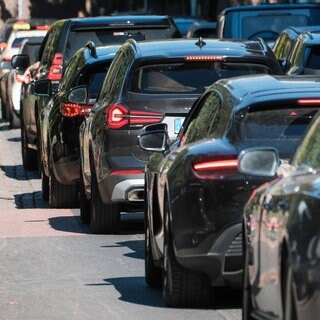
[242,225,254,320]
[283,254,297,320]
[145,220,162,287]
[41,164,49,201]
[9,111,20,129]
[79,169,90,223]
[49,173,78,208]
[90,160,120,234]
[21,119,37,171]
[162,199,211,308]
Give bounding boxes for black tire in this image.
[41,165,49,201]
[21,120,37,171]
[49,173,79,208]
[79,170,90,223]
[242,224,254,320]
[162,199,211,308]
[145,221,162,287]
[9,111,20,129]
[90,160,120,234]
[283,254,297,320]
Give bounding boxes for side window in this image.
[99,44,134,102]
[181,90,223,145]
[293,114,320,170]
[41,26,62,66]
[288,39,304,70]
[273,34,290,60]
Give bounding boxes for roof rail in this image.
[86,41,97,59]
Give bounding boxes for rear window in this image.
[129,62,274,94]
[12,37,27,48]
[241,107,318,140]
[64,28,177,61]
[305,45,320,69]
[242,15,308,41]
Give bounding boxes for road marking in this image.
[0,208,89,238]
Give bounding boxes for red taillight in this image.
[193,159,238,172]
[185,56,224,61]
[15,73,24,83]
[2,56,12,62]
[60,102,93,117]
[48,53,63,81]
[36,25,51,30]
[297,99,320,105]
[110,169,144,176]
[105,103,163,129]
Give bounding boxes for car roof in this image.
[52,15,175,30]
[130,38,272,59]
[283,25,320,36]
[220,3,320,14]
[215,74,320,109]
[296,30,320,44]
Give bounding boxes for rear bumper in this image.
[175,223,243,288]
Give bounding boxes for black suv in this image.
[79,37,283,234]
[19,15,181,174]
[33,43,120,207]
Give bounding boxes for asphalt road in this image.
[0,119,241,320]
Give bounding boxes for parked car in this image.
[285,30,320,75]
[20,15,181,178]
[7,36,45,129]
[217,3,320,46]
[0,28,47,120]
[272,25,320,71]
[138,75,320,307]
[241,109,320,320]
[33,43,120,207]
[79,37,283,235]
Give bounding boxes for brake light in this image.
[36,25,51,30]
[60,102,93,117]
[185,56,224,61]
[297,99,320,105]
[193,159,238,172]
[110,169,144,176]
[48,53,63,81]
[105,103,163,129]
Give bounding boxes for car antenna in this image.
[86,41,97,59]
[195,37,206,49]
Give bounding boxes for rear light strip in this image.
[106,103,163,129]
[48,53,63,81]
[110,169,144,176]
[185,55,224,61]
[297,99,320,105]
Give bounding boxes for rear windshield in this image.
[241,107,318,140]
[129,62,274,94]
[64,28,177,61]
[12,37,27,48]
[242,15,309,41]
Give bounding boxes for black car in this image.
[20,15,181,175]
[138,75,320,307]
[241,110,320,320]
[33,43,120,207]
[79,37,283,234]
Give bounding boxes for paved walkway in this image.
[0,119,49,210]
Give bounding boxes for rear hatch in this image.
[128,58,278,161]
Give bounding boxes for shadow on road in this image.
[1,164,39,181]
[101,239,144,260]
[88,276,242,310]
[14,191,50,208]
[49,215,92,234]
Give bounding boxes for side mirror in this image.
[11,54,30,70]
[67,86,88,104]
[32,79,52,96]
[238,147,279,177]
[138,130,169,153]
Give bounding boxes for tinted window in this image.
[12,37,27,48]
[305,46,320,69]
[242,15,308,40]
[181,91,222,145]
[241,107,317,140]
[130,62,274,95]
